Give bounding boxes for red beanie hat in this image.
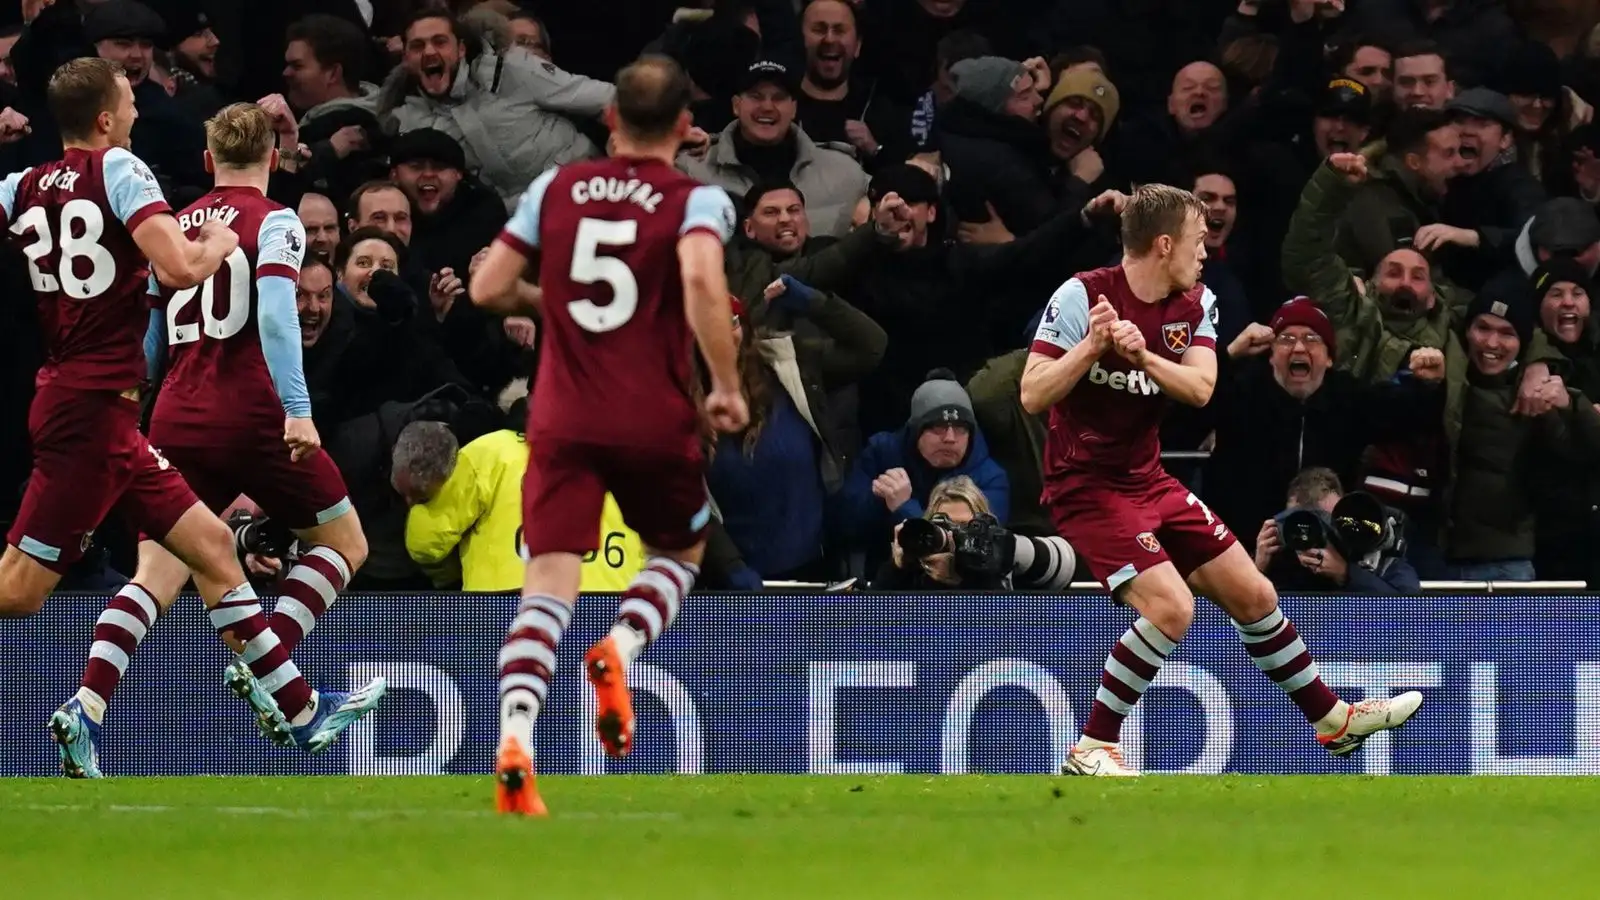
[1270,296,1337,359]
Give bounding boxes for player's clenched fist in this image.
[1087,296,1117,352]
[705,386,750,434]
[284,416,322,462]
[197,218,239,255]
[1408,347,1444,382]
[1111,319,1146,363]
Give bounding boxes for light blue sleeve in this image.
[257,275,310,418]
[1032,278,1090,353]
[501,167,558,252]
[0,167,31,226]
[144,309,165,385]
[101,147,168,227]
[1196,286,1219,345]
[256,208,306,276]
[680,184,736,243]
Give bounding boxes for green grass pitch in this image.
[2,775,1596,898]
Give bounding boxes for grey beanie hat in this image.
[950,56,1027,115]
[908,369,977,434]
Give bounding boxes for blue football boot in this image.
[289,678,387,754]
[47,699,102,779]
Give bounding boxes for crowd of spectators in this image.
[5,0,1600,593]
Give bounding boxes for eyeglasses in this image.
[1275,332,1324,347]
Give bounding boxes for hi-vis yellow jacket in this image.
[405,429,644,592]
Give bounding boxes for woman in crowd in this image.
[703,276,887,588]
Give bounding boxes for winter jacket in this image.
[1438,153,1548,291]
[300,83,383,127]
[680,121,870,238]
[1424,330,1600,563]
[935,99,1059,237]
[1530,318,1600,581]
[795,78,915,174]
[1335,150,1441,277]
[382,47,614,205]
[834,424,1011,554]
[1283,161,1465,384]
[967,350,1049,536]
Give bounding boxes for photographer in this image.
[1255,468,1420,594]
[873,477,1076,591]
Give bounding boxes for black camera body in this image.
[1275,491,1405,560]
[226,509,296,560]
[898,512,1015,587]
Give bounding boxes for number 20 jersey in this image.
[150,187,306,447]
[498,156,735,451]
[0,146,171,391]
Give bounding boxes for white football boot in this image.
[1318,691,1425,757]
[1061,742,1140,777]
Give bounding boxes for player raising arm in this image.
[1025,184,1421,778]
[474,55,746,816]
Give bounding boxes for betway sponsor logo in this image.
[1087,362,1161,396]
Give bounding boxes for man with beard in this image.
[383,10,614,206]
[795,0,911,173]
[1335,106,1463,276]
[1429,88,1546,291]
[1039,66,1119,202]
[741,181,812,258]
[298,191,342,258]
[160,5,224,119]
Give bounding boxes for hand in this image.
[1254,519,1280,573]
[871,467,913,512]
[1228,322,1276,359]
[1520,373,1570,412]
[767,273,819,311]
[920,551,960,585]
[891,522,906,569]
[1413,223,1479,252]
[429,268,464,322]
[957,202,1014,245]
[844,119,879,157]
[283,416,321,462]
[1084,189,1130,218]
[1568,87,1594,128]
[1408,347,1445,383]
[682,126,711,160]
[378,35,404,57]
[197,219,240,256]
[1021,57,1052,95]
[1297,546,1349,584]
[255,93,298,142]
[22,0,55,24]
[705,386,750,434]
[328,125,368,159]
[245,553,283,579]
[1110,319,1147,365]
[503,315,536,348]
[1087,296,1118,353]
[1513,362,1556,415]
[1548,375,1572,409]
[469,247,490,279]
[1328,152,1369,184]
[0,108,31,144]
[872,191,911,236]
[1068,147,1104,184]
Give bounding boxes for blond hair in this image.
[205,103,276,169]
[1121,183,1206,257]
[928,476,992,519]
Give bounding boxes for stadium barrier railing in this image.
[5,589,1599,777]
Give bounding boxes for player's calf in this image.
[589,553,699,758]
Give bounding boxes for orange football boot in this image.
[585,636,635,757]
[494,735,547,816]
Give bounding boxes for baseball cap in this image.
[1044,69,1121,135]
[1316,78,1371,123]
[736,61,800,98]
[389,128,468,172]
[85,0,167,44]
[1446,87,1516,129]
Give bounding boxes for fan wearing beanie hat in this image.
[948,57,1041,120]
[1464,270,1537,376]
[906,369,980,467]
[1533,257,1593,347]
[1268,297,1337,399]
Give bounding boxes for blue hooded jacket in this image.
[834,422,1011,549]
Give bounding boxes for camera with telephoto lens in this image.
[1274,491,1405,559]
[1276,507,1331,553]
[226,509,295,559]
[897,512,1016,586]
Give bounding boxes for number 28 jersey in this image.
[150,187,307,447]
[0,146,171,391]
[497,156,735,450]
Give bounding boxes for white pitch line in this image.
[5,803,680,821]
